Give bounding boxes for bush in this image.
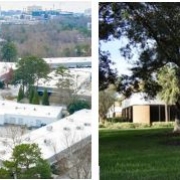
[107,117,130,123]
[152,122,174,128]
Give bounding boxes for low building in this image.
[0,109,91,164]
[107,101,122,118]
[0,100,63,127]
[121,93,176,124]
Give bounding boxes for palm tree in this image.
[157,64,180,122]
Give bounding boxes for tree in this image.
[32,90,40,105]
[12,56,50,94]
[157,65,180,122]
[1,41,18,62]
[17,86,24,102]
[99,2,180,120]
[29,87,34,104]
[0,143,52,179]
[67,99,90,114]
[99,90,116,123]
[42,88,49,105]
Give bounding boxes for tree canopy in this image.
[12,56,50,93]
[1,41,18,62]
[99,2,180,118]
[0,143,52,179]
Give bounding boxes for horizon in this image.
[0,1,91,13]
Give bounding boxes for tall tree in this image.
[42,88,49,106]
[12,56,50,94]
[17,86,24,102]
[99,2,180,119]
[157,65,180,122]
[0,143,52,179]
[1,41,18,62]
[32,90,40,105]
[29,87,34,104]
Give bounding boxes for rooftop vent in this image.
[0,150,5,155]
[44,139,51,146]
[63,127,70,131]
[84,123,91,127]
[25,137,30,141]
[46,126,53,131]
[76,126,83,130]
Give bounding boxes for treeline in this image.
[0,16,91,57]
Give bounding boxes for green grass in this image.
[100,128,180,180]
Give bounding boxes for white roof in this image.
[38,68,91,91]
[0,100,63,118]
[43,57,91,64]
[122,93,165,109]
[0,109,91,162]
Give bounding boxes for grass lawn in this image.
[100,128,180,180]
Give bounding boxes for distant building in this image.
[0,100,64,127]
[121,93,176,124]
[27,5,42,14]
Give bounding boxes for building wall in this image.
[133,105,150,124]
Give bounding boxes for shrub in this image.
[152,122,174,128]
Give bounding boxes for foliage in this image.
[0,81,5,89]
[1,17,91,57]
[1,41,18,62]
[42,89,49,106]
[32,90,40,105]
[99,90,116,122]
[67,99,90,114]
[29,87,34,104]
[100,128,180,179]
[0,143,52,179]
[17,86,24,102]
[99,2,180,118]
[12,56,50,94]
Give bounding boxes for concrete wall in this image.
[133,105,150,124]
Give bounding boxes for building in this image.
[107,101,122,118]
[0,109,91,164]
[27,5,42,14]
[37,68,91,96]
[121,93,176,124]
[43,57,91,69]
[0,100,63,127]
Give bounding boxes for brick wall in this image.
[133,105,150,124]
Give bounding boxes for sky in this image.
[101,38,134,76]
[0,1,91,13]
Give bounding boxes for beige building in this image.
[121,93,175,124]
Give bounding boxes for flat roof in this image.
[0,109,91,162]
[122,93,165,109]
[0,100,63,118]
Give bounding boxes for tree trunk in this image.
[165,103,168,122]
[173,101,180,133]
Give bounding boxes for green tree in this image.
[157,65,180,122]
[1,41,18,62]
[17,86,24,102]
[42,89,49,105]
[67,99,90,114]
[99,2,180,119]
[32,91,40,105]
[29,87,35,104]
[0,143,52,179]
[12,56,50,94]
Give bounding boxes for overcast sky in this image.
[0,1,91,12]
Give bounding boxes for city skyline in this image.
[0,1,91,13]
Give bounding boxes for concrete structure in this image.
[0,100,63,127]
[107,101,122,118]
[37,68,91,97]
[121,93,175,124]
[43,57,91,69]
[0,109,91,164]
